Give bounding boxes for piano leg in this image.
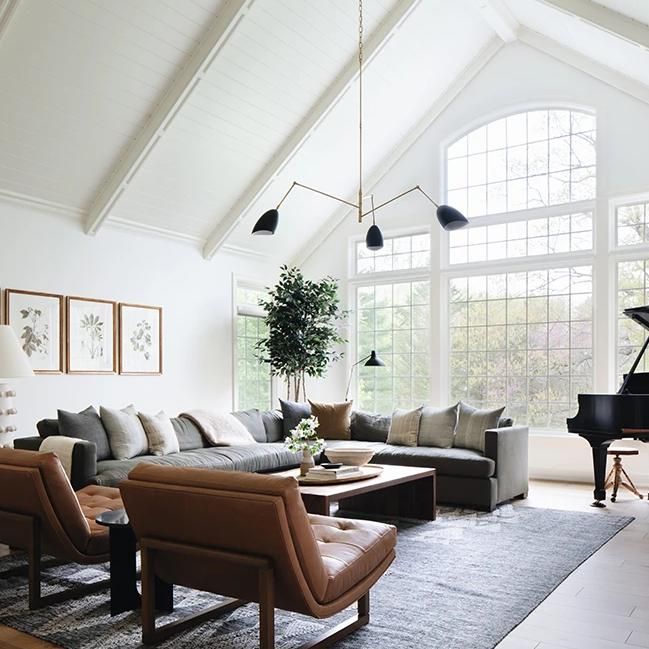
[585,437,613,507]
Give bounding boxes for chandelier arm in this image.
[359,185,441,220]
[278,181,359,210]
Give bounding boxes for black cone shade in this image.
[436,204,469,231]
[365,224,384,251]
[252,209,279,235]
[364,350,385,367]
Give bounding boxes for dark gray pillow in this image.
[57,406,111,461]
[172,417,206,451]
[232,409,266,443]
[261,410,284,442]
[37,419,59,438]
[351,411,391,443]
[279,399,311,437]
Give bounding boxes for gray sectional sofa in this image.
[15,408,528,511]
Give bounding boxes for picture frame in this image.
[5,289,65,374]
[119,303,163,375]
[66,296,116,374]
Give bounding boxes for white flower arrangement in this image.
[285,416,325,455]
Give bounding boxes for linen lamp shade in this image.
[0,326,33,379]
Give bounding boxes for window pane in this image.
[355,232,430,275]
[236,313,271,411]
[616,201,649,247]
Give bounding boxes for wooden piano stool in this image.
[605,447,644,503]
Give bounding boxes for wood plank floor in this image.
[0,479,646,649]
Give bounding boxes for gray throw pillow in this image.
[351,411,391,442]
[261,410,284,442]
[279,399,311,437]
[418,404,458,448]
[57,406,111,461]
[139,411,180,456]
[387,407,423,447]
[172,417,206,451]
[454,402,505,453]
[100,404,149,460]
[232,409,267,443]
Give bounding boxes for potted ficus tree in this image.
[257,265,346,402]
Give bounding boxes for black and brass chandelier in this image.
[251,0,469,251]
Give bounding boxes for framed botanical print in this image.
[119,303,162,375]
[5,289,64,374]
[66,297,116,374]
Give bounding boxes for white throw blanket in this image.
[180,410,257,446]
[40,436,80,480]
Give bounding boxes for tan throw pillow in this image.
[139,411,180,456]
[454,402,505,453]
[308,400,352,440]
[100,404,149,460]
[418,404,458,448]
[387,407,423,447]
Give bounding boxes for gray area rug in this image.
[0,506,632,649]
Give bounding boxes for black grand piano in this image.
[568,305,649,507]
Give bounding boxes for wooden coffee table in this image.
[276,464,436,520]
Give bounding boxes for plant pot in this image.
[300,449,315,476]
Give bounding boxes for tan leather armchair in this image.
[120,465,397,648]
[0,448,123,608]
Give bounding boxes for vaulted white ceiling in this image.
[1,0,649,263]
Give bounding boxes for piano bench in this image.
[605,447,644,503]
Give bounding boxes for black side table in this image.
[96,509,173,616]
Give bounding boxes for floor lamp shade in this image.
[0,325,33,447]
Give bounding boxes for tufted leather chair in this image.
[120,465,397,648]
[0,448,124,608]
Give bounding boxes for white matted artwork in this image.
[119,303,162,375]
[66,297,116,374]
[5,289,64,374]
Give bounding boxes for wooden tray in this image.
[298,464,384,486]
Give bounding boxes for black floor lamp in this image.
[345,350,385,401]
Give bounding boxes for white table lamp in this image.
[0,325,34,447]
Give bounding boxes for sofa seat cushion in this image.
[76,485,123,554]
[373,445,495,478]
[309,514,396,603]
[210,443,302,473]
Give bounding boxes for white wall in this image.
[303,42,649,488]
[1,200,276,439]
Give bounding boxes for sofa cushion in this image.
[262,409,284,442]
[308,400,352,440]
[373,444,496,479]
[100,404,149,460]
[386,407,422,447]
[350,411,390,443]
[171,417,206,451]
[418,404,458,448]
[207,443,302,473]
[279,399,311,436]
[232,408,267,443]
[37,418,60,439]
[454,402,505,453]
[139,411,179,456]
[58,406,111,461]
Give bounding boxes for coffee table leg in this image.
[413,475,436,521]
[109,525,140,615]
[301,494,330,516]
[155,577,174,612]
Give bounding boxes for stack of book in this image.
[306,465,361,481]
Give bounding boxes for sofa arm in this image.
[484,426,529,503]
[13,436,98,490]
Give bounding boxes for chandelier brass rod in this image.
[359,185,439,220]
[277,181,359,211]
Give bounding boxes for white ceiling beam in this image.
[84,0,250,236]
[292,37,504,268]
[0,0,20,41]
[539,0,649,51]
[519,27,649,105]
[201,0,422,260]
[470,0,519,43]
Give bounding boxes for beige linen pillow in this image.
[100,404,148,460]
[418,404,458,448]
[453,402,505,453]
[386,407,423,447]
[139,411,180,456]
[308,400,352,440]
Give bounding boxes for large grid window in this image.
[616,201,649,247]
[447,109,596,217]
[235,286,271,411]
[356,280,430,414]
[449,267,593,428]
[617,259,649,382]
[356,233,430,274]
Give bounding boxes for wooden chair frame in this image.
[141,538,370,649]
[0,510,109,609]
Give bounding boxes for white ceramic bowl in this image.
[324,447,375,466]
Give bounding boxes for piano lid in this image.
[624,305,649,333]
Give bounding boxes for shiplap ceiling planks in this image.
[1,0,649,259]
